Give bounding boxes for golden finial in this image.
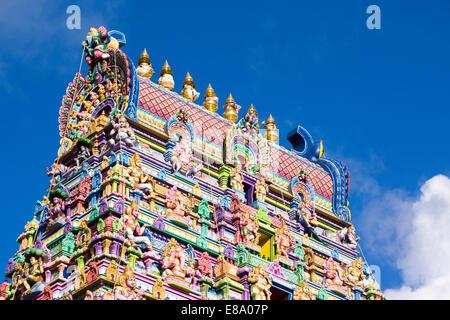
[222,92,240,122]
[262,114,278,143]
[136,48,154,78]
[158,60,175,91]
[203,83,219,112]
[248,104,258,117]
[181,72,199,101]
[160,60,173,76]
[183,72,195,88]
[226,93,235,103]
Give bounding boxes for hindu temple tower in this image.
[1,26,384,301]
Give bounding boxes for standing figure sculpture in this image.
[254,176,268,202]
[119,200,152,250]
[274,220,296,258]
[240,210,260,244]
[230,165,244,192]
[248,264,272,300]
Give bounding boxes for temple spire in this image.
[136,48,154,79]
[222,93,240,122]
[203,83,219,112]
[158,60,175,90]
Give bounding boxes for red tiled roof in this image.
[137,79,333,201]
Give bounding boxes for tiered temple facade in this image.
[1,26,383,301]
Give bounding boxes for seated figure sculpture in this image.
[292,282,316,300]
[114,265,145,300]
[323,257,346,288]
[23,256,44,296]
[170,135,202,177]
[161,238,188,279]
[129,153,155,200]
[337,225,360,250]
[119,200,152,250]
[107,115,137,148]
[165,186,187,218]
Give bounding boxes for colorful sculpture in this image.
[165,186,188,218]
[119,200,152,250]
[274,220,296,258]
[292,282,316,300]
[254,176,268,202]
[114,265,145,300]
[323,257,346,287]
[248,264,272,300]
[129,153,155,199]
[106,115,137,148]
[230,165,244,192]
[161,238,188,278]
[239,210,260,244]
[170,134,202,177]
[346,257,366,288]
[337,225,360,250]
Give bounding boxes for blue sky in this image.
[1,0,450,298]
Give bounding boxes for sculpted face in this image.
[126,277,136,289]
[119,118,127,128]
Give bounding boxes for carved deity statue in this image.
[47,161,67,188]
[230,165,244,192]
[254,176,268,202]
[323,257,346,287]
[114,265,145,300]
[107,115,137,147]
[22,256,44,295]
[161,238,188,278]
[248,264,272,300]
[274,220,296,258]
[170,135,202,177]
[337,225,360,250]
[299,200,317,228]
[346,257,366,288]
[76,110,90,137]
[292,282,316,300]
[129,153,154,199]
[165,186,188,218]
[119,200,151,250]
[240,210,260,244]
[47,195,68,224]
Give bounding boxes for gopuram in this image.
[1,26,384,301]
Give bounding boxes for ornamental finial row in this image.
[136,49,278,142]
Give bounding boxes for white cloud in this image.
[378,174,450,299]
